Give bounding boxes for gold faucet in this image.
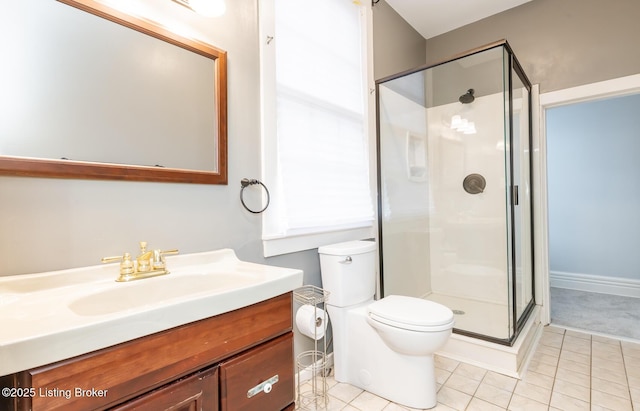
[102,241,179,282]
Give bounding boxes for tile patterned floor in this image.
[301,326,640,410]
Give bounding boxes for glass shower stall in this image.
[376,41,534,345]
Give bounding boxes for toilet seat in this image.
[368,295,454,332]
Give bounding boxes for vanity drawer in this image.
[109,367,218,411]
[219,332,294,411]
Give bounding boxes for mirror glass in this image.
[0,0,227,184]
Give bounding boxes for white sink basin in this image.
[0,269,108,294]
[0,249,303,376]
[68,272,256,316]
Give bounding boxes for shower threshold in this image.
[434,304,542,378]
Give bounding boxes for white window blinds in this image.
[260,0,374,256]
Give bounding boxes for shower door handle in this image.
[513,185,519,206]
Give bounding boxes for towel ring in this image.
[240,178,270,214]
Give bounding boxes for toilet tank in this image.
[318,240,377,308]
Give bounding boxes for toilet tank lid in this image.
[368,295,454,327]
[318,240,376,256]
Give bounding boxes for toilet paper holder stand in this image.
[293,285,330,410]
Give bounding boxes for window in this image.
[259,0,375,257]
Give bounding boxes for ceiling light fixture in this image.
[172,0,226,17]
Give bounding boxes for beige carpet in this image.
[550,287,640,340]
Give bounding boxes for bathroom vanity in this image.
[0,249,303,411]
[2,294,294,411]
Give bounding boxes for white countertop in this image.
[0,249,303,376]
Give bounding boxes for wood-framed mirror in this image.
[0,0,227,184]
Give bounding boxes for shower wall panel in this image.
[378,85,431,298]
[427,93,509,306]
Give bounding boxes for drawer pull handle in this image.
[247,374,279,398]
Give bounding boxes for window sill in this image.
[262,225,375,257]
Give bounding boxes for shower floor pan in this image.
[426,293,510,339]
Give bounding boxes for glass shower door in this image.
[376,41,534,345]
[511,62,534,327]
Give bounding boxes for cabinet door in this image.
[220,333,294,411]
[110,367,218,411]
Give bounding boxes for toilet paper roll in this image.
[295,304,328,340]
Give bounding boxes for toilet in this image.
[318,240,454,409]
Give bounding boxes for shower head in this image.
[459,89,475,104]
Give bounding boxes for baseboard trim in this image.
[550,271,640,298]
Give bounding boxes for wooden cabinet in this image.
[4,293,294,411]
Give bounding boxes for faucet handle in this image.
[160,249,179,256]
[101,253,127,264]
[152,249,179,270]
[101,252,135,276]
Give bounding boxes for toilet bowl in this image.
[367,295,455,356]
[319,241,454,409]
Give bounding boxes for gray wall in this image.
[424,0,640,93]
[0,0,320,284]
[0,0,429,285]
[373,1,426,80]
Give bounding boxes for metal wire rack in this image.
[294,285,330,410]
